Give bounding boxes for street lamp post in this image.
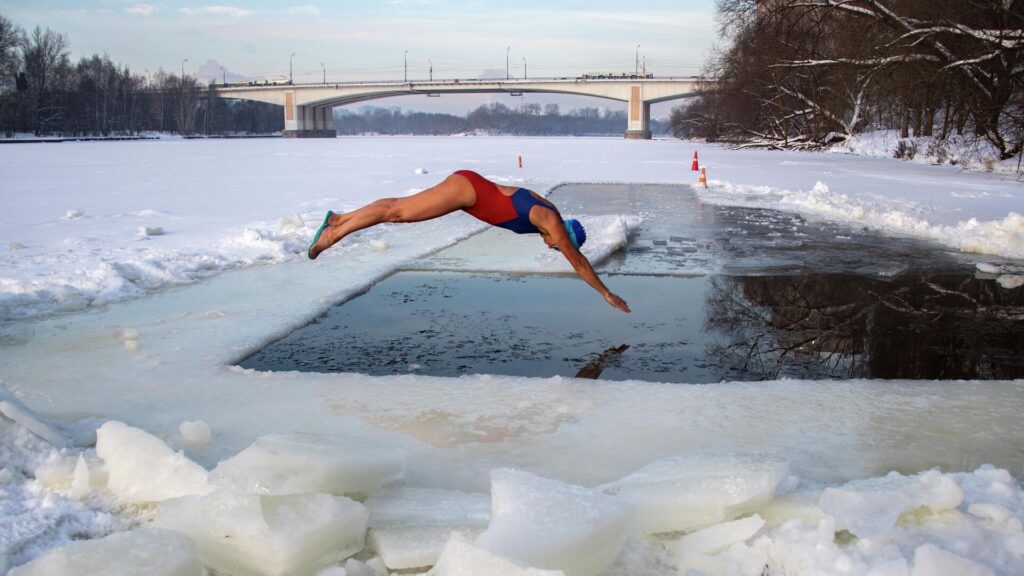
[506,46,510,80]
[290,52,296,84]
[522,57,527,79]
[221,67,226,84]
[404,50,408,82]
[429,59,433,82]
[635,44,640,76]
[321,62,325,84]
[181,58,188,78]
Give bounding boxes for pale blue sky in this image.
[1,1,719,115]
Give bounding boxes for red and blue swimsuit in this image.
[455,170,555,234]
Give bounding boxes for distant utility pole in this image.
[635,44,640,76]
[222,67,226,83]
[290,52,296,83]
[522,57,527,79]
[429,59,433,81]
[404,50,408,82]
[321,62,325,84]
[181,58,188,78]
[506,46,510,80]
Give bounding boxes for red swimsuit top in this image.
[455,170,550,234]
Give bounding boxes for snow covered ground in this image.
[1,136,1024,575]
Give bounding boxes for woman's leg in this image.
[309,173,475,259]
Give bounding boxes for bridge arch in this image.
[214,78,701,139]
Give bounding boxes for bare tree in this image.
[19,25,69,134]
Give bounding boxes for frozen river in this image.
[2,137,1024,575]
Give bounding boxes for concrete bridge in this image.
[213,77,701,139]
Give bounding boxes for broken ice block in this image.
[674,514,765,556]
[156,489,368,576]
[7,528,202,576]
[364,486,491,528]
[599,453,789,534]
[369,526,483,570]
[432,534,565,576]
[474,469,629,576]
[0,385,66,448]
[34,453,108,493]
[178,420,212,446]
[96,421,213,503]
[210,433,405,497]
[911,543,994,576]
[819,470,964,538]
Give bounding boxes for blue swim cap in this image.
[563,218,586,248]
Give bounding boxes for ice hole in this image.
[238,184,1024,383]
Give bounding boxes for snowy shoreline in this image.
[2,136,1024,575]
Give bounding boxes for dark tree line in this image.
[0,15,281,136]
[336,102,669,136]
[672,0,1024,159]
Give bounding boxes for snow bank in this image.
[95,421,213,503]
[598,453,789,534]
[472,469,630,576]
[7,528,202,576]
[156,490,368,576]
[209,433,405,497]
[700,180,1024,259]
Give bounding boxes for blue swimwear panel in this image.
[494,189,552,234]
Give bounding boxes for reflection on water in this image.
[707,274,1024,380]
[239,271,1024,383]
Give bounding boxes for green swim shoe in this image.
[307,210,333,260]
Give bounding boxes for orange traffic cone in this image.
[698,167,708,188]
[691,151,699,171]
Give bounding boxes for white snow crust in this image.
[1,137,1024,575]
[7,527,202,576]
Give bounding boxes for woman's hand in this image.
[604,292,631,313]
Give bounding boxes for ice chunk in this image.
[415,168,429,174]
[432,534,565,576]
[178,420,212,446]
[34,453,107,492]
[138,226,165,237]
[69,454,90,498]
[157,489,368,576]
[65,209,83,219]
[819,470,963,538]
[0,385,66,448]
[599,453,789,534]
[209,433,404,497]
[369,240,389,251]
[96,420,213,503]
[998,274,1023,289]
[369,526,484,570]
[7,527,202,576]
[364,486,491,528]
[474,469,629,576]
[911,543,994,576]
[675,548,767,576]
[759,491,826,527]
[674,514,765,556]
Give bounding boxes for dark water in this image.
[239,184,1024,382]
[239,271,1024,382]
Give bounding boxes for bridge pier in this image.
[282,92,336,138]
[625,85,652,140]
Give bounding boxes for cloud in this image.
[180,6,253,17]
[288,5,320,16]
[125,4,157,16]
